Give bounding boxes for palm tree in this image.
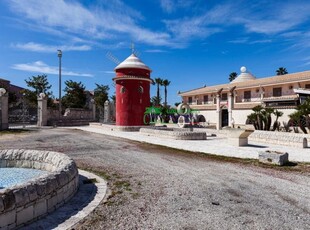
[229,72,237,82]
[276,67,288,76]
[154,78,163,106]
[162,79,171,106]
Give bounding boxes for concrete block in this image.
[259,150,289,166]
[0,210,16,228]
[228,137,248,146]
[0,159,7,167]
[16,205,34,226]
[0,196,4,212]
[47,193,58,212]
[26,184,38,202]
[2,191,16,210]
[33,199,47,218]
[56,187,64,204]
[13,188,29,207]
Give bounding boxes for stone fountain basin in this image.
[140,127,206,140]
[0,149,79,229]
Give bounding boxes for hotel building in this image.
[179,67,310,129]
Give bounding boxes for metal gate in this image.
[8,99,37,128]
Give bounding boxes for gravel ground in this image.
[1,128,310,230]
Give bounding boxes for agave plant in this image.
[272,109,283,131]
[289,97,310,134]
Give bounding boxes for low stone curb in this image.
[21,169,107,230]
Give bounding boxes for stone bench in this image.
[140,128,206,140]
[249,130,308,148]
[224,129,253,146]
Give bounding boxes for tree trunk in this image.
[257,114,263,130]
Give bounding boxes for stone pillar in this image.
[228,92,233,127]
[104,100,111,123]
[37,93,47,126]
[0,93,9,130]
[216,94,221,130]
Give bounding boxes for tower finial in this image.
[131,42,135,54]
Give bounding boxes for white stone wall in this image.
[249,130,309,148]
[0,149,79,229]
[196,110,218,125]
[193,108,297,128]
[231,110,251,126]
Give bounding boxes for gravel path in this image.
[1,128,310,230]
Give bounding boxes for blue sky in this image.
[1,0,310,105]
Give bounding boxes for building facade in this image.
[179,67,310,129]
[0,78,24,101]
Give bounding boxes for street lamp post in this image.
[58,50,62,116]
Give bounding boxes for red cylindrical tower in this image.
[113,53,152,126]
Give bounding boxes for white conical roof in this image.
[231,66,256,83]
[114,53,151,72]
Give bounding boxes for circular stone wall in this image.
[0,149,79,229]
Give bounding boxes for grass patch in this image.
[81,168,111,180]
[0,129,32,135]
[136,141,310,173]
[114,180,131,191]
[78,166,135,207]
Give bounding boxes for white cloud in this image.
[229,38,249,44]
[162,1,310,46]
[145,49,168,53]
[160,0,174,13]
[11,42,91,52]
[249,39,272,44]
[7,0,172,47]
[6,0,310,49]
[103,71,114,74]
[235,2,310,34]
[11,61,93,77]
[160,0,194,13]
[162,3,236,41]
[229,38,272,44]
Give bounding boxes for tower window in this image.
[138,86,144,94]
[120,86,125,94]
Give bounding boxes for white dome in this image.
[240,66,246,73]
[231,66,256,83]
[114,53,151,72]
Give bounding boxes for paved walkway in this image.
[71,125,310,163]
